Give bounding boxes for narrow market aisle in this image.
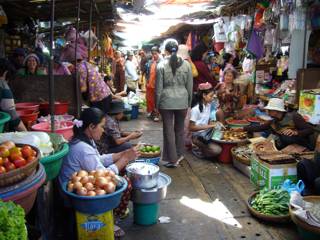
[119,116,298,240]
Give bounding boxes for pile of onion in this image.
[67,169,117,197]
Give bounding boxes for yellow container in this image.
[76,210,114,240]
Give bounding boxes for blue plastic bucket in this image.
[62,177,128,214]
[133,203,159,225]
[131,105,139,119]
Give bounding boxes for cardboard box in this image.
[76,210,114,240]
[298,89,320,124]
[250,157,297,189]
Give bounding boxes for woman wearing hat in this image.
[17,53,46,76]
[242,98,315,150]
[156,39,193,168]
[98,100,142,153]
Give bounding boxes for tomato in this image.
[13,157,27,168]
[27,156,36,163]
[3,157,9,165]
[31,150,37,157]
[0,166,6,174]
[4,161,16,171]
[10,153,23,162]
[0,157,3,166]
[9,147,22,156]
[0,146,10,158]
[0,141,15,150]
[21,145,33,158]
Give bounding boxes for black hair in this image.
[71,107,105,147]
[191,44,208,62]
[221,53,233,70]
[104,75,112,82]
[151,45,160,53]
[0,58,15,80]
[165,40,179,76]
[191,87,214,113]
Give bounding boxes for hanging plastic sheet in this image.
[246,30,264,60]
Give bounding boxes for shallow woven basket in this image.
[231,147,251,166]
[0,144,40,187]
[290,196,320,235]
[140,150,161,158]
[247,191,291,223]
[139,144,161,158]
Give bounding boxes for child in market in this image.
[99,100,143,153]
[215,68,240,122]
[189,82,224,159]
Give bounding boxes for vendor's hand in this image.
[279,129,298,136]
[130,131,142,139]
[123,147,140,163]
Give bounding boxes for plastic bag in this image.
[213,19,227,43]
[281,179,305,194]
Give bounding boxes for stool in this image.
[218,142,236,164]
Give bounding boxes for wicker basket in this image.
[140,150,161,158]
[247,191,291,223]
[139,144,161,158]
[290,196,320,235]
[0,144,40,187]
[231,146,251,166]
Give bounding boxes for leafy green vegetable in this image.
[0,201,27,240]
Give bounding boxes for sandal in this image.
[119,208,130,220]
[114,225,125,238]
[164,162,178,168]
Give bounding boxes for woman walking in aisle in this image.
[156,39,193,168]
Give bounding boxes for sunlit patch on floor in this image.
[180,196,242,228]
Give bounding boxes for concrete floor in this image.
[117,116,298,240]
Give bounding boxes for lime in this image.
[146,146,152,151]
[151,146,158,152]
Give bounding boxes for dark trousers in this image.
[90,94,112,114]
[108,142,132,153]
[278,135,312,150]
[159,109,187,163]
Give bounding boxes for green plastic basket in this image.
[40,134,69,181]
[133,203,159,225]
[0,111,11,133]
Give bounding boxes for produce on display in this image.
[139,145,161,155]
[0,132,54,156]
[251,189,290,216]
[0,200,27,240]
[0,141,37,173]
[232,145,255,163]
[222,130,247,141]
[67,169,118,196]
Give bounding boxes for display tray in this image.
[212,138,249,144]
[289,196,320,235]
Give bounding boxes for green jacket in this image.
[155,57,193,110]
[17,68,46,76]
